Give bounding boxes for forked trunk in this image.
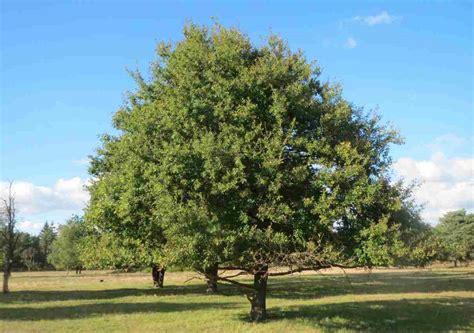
[152,265,165,288]
[250,265,268,321]
[205,263,218,294]
[157,268,165,288]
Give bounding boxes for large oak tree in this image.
[87,23,414,320]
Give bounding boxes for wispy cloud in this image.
[426,133,468,153]
[353,11,398,26]
[344,37,357,49]
[73,158,90,166]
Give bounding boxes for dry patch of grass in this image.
[1,268,473,332]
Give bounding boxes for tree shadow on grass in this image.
[3,270,472,304]
[251,297,474,332]
[0,284,221,304]
[269,270,474,300]
[0,301,238,321]
[2,280,254,305]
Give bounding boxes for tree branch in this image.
[268,265,330,276]
[219,265,252,272]
[215,274,254,290]
[268,262,362,277]
[221,271,249,279]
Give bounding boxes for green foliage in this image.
[86,22,414,276]
[355,217,405,267]
[39,222,57,268]
[15,232,42,271]
[435,210,474,263]
[79,232,149,271]
[2,227,51,271]
[48,216,84,270]
[386,191,438,267]
[408,234,441,267]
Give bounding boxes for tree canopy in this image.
[435,210,474,265]
[86,23,422,320]
[79,231,150,271]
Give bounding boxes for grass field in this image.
[1,267,473,332]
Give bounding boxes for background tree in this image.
[435,210,473,266]
[1,182,19,293]
[38,222,57,269]
[387,187,437,267]
[16,232,42,271]
[21,246,39,271]
[48,216,85,272]
[89,22,419,320]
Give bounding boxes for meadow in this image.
[1,267,473,332]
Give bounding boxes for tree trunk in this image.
[157,267,165,288]
[205,263,218,294]
[151,265,159,287]
[2,265,10,293]
[249,265,268,321]
[454,260,457,268]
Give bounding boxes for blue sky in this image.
[1,0,473,232]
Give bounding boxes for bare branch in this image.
[219,266,252,272]
[269,265,331,276]
[221,271,249,279]
[215,274,254,290]
[183,275,201,284]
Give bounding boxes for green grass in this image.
[1,267,473,332]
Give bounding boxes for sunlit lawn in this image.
[1,267,473,332]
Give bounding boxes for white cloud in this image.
[353,11,398,26]
[394,149,474,224]
[0,177,90,216]
[344,37,358,49]
[17,220,44,232]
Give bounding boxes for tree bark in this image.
[151,265,160,287]
[157,267,165,288]
[1,182,16,294]
[152,265,165,288]
[205,263,218,294]
[2,266,10,293]
[454,260,457,268]
[249,265,268,321]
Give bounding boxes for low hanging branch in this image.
[197,269,254,291]
[221,271,249,279]
[214,274,254,290]
[268,265,331,277]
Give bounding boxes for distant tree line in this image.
[0,221,57,272]
[4,210,472,275]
